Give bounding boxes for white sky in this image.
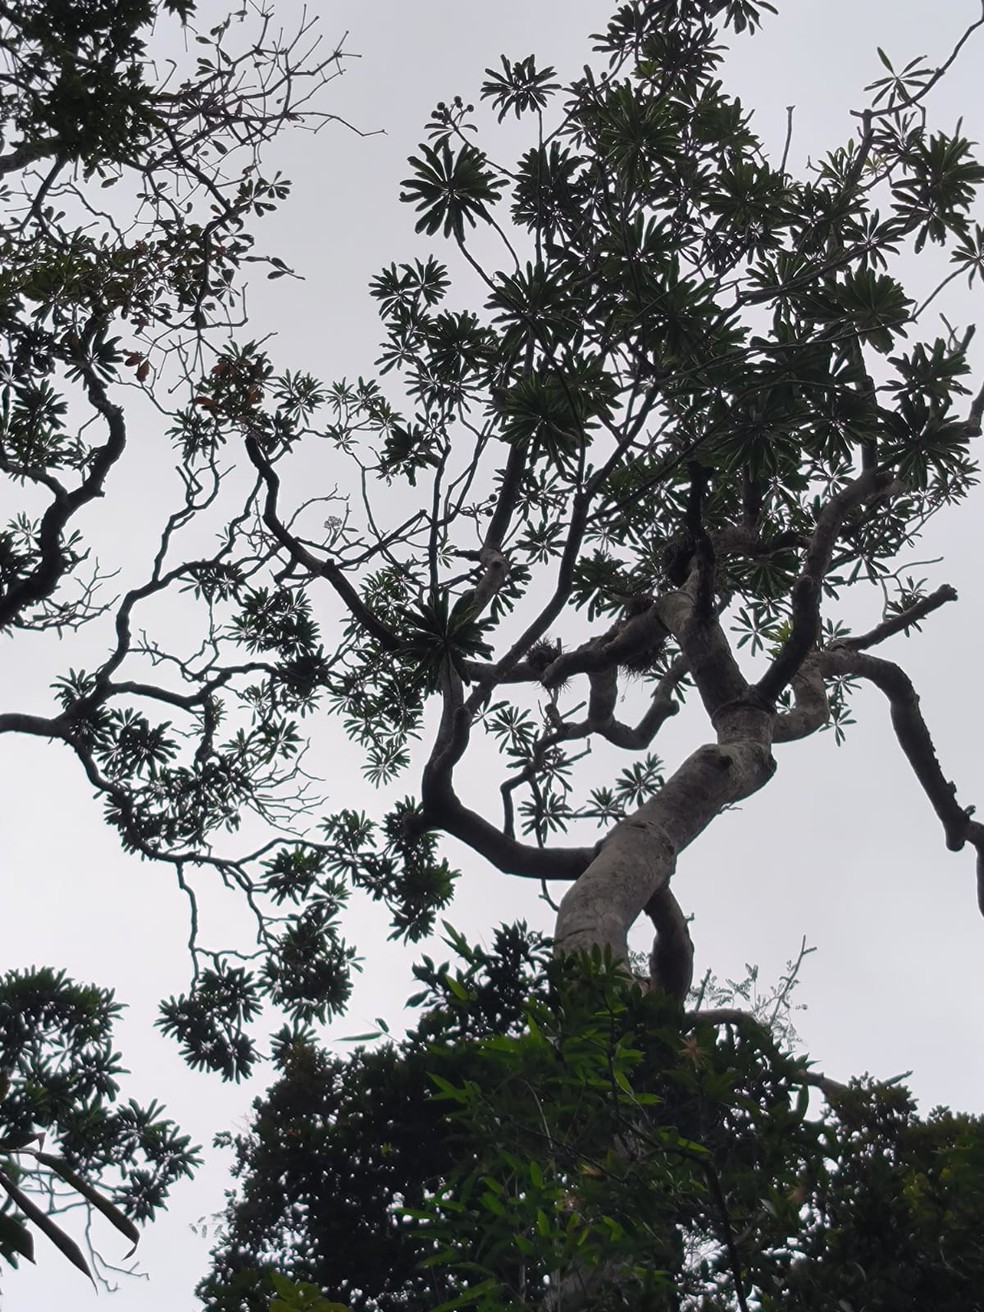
[2,1,984,1307]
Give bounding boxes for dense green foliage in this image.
[202,934,984,1312]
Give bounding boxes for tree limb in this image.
[245,433,401,651]
[756,469,897,703]
[821,645,984,912]
[838,584,958,652]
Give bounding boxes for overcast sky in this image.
[2,1,984,1307]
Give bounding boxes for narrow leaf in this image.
[430,1277,499,1312]
[35,1153,140,1250]
[0,1170,95,1285]
[0,1210,34,1263]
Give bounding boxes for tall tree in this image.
[5,0,980,1048]
[143,0,984,1020]
[187,0,984,1306]
[9,0,980,1077]
[4,0,984,1304]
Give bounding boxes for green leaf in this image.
[269,1272,350,1312]
[613,1066,634,1095]
[0,1210,34,1264]
[429,1278,500,1312]
[400,142,504,241]
[0,1169,94,1285]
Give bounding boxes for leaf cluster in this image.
[200,936,984,1312]
[0,967,199,1278]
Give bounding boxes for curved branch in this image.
[423,773,593,881]
[555,725,776,959]
[422,664,594,880]
[245,433,400,651]
[756,469,897,703]
[822,645,984,911]
[772,656,830,744]
[838,583,958,652]
[645,884,694,1002]
[591,656,687,750]
[682,1008,850,1097]
[0,365,127,629]
[539,605,670,689]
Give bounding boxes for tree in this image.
[202,934,984,1311]
[106,0,983,1029]
[4,0,984,1303]
[188,0,984,1305]
[0,967,198,1288]
[9,0,979,1073]
[0,0,355,1284]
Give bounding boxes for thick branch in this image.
[646,884,694,1002]
[838,584,958,652]
[654,591,748,722]
[539,606,669,688]
[483,443,527,552]
[422,666,593,880]
[555,719,776,959]
[0,712,69,738]
[822,645,984,911]
[823,647,976,849]
[756,469,896,703]
[772,656,830,744]
[598,657,687,749]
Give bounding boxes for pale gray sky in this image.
[2,2,983,1307]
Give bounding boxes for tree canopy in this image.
[203,932,984,1311]
[2,0,984,1305]
[3,0,983,1066]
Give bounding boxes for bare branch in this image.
[838,584,958,652]
[822,645,984,912]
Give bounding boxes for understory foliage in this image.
[202,931,984,1312]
